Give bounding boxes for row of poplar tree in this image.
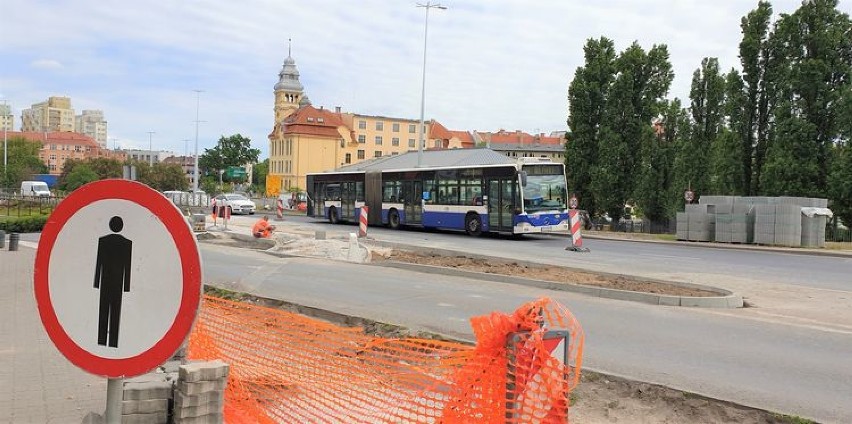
[566,0,852,226]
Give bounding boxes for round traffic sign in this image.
[34,179,202,378]
[569,196,579,209]
[684,190,695,203]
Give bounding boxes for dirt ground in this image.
[378,250,722,297]
[200,232,812,424]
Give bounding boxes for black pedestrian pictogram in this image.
[93,216,133,348]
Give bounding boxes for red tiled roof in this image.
[428,120,452,140]
[9,131,100,147]
[279,105,347,138]
[477,130,564,146]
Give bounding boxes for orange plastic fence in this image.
[188,295,584,423]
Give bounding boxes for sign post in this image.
[34,179,202,423]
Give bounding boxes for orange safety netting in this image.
[188,295,584,423]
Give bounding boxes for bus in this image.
[306,149,570,236]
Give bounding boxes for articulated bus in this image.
[306,149,570,236]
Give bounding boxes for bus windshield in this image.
[522,172,567,213]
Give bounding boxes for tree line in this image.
[566,0,852,226]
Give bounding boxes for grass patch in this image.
[771,413,817,424]
[824,241,852,251]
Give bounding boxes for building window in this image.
[345,153,351,164]
[307,117,315,122]
[375,136,382,145]
[358,135,366,143]
[374,151,382,158]
[433,140,441,148]
[357,150,365,159]
[376,121,384,131]
[359,120,366,130]
[392,137,400,146]
[409,124,416,133]
[317,117,324,123]
[409,139,416,148]
[393,123,400,132]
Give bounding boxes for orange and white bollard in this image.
[276,198,284,221]
[358,206,369,238]
[566,210,589,252]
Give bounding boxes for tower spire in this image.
[288,38,291,57]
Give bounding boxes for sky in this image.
[1,0,822,159]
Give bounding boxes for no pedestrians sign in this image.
[34,179,202,378]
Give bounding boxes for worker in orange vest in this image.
[252,215,276,238]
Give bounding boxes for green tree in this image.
[0,136,48,189]
[566,37,617,216]
[709,129,744,194]
[199,134,261,183]
[686,57,727,197]
[252,158,269,194]
[594,42,673,221]
[829,142,852,226]
[761,0,852,196]
[63,164,99,191]
[738,1,775,194]
[722,69,750,194]
[140,163,189,191]
[86,157,123,179]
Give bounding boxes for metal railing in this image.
[0,194,62,217]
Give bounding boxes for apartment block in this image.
[21,96,75,132]
[1,103,13,131]
[75,110,108,148]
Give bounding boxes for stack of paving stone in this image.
[676,212,688,240]
[800,197,830,248]
[731,201,754,243]
[753,204,777,245]
[174,360,229,423]
[773,203,803,247]
[686,204,714,241]
[711,201,734,243]
[121,372,176,424]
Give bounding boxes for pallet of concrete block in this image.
[714,214,733,243]
[686,204,712,241]
[120,373,175,424]
[174,360,229,424]
[730,213,751,243]
[801,207,833,248]
[676,212,688,240]
[773,204,802,247]
[753,204,776,245]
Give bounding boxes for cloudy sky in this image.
[1,0,815,157]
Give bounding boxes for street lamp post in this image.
[193,90,204,193]
[416,2,446,168]
[2,99,8,181]
[147,131,155,166]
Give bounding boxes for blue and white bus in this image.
[306,149,570,236]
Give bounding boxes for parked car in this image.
[214,193,256,215]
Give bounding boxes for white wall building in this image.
[75,110,108,148]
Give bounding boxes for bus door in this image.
[403,180,423,224]
[487,178,517,232]
[341,182,356,220]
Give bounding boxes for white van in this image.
[21,181,52,197]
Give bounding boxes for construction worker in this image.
[252,215,276,238]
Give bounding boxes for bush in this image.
[0,215,49,233]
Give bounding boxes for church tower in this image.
[273,43,306,123]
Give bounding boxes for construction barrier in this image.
[359,205,369,237]
[188,296,584,423]
[276,198,284,220]
[569,210,583,249]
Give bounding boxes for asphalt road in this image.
[200,241,852,424]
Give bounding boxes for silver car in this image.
[214,193,256,215]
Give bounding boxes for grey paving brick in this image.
[121,411,169,424]
[173,412,224,424]
[122,398,169,414]
[176,379,226,396]
[175,389,225,408]
[178,360,230,383]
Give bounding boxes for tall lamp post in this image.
[193,90,204,193]
[147,131,155,166]
[416,2,446,168]
[2,99,8,181]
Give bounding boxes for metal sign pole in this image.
[104,377,124,423]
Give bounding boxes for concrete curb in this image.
[373,260,743,308]
[580,233,852,258]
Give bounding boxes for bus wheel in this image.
[465,213,482,237]
[329,207,339,224]
[388,209,401,229]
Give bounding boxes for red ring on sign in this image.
[34,179,202,378]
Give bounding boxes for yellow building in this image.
[21,96,75,133]
[266,52,464,195]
